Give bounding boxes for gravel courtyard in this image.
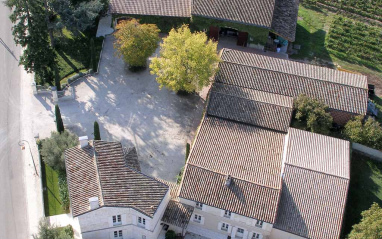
[58,36,205,182]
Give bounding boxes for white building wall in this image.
[78,191,170,239]
[180,198,272,239]
[269,228,306,239]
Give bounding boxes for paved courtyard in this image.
[35,36,205,182]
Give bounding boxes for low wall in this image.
[352,143,382,162]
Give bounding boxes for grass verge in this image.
[343,152,382,236]
[41,161,67,216]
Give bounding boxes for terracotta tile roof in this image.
[110,0,192,17]
[179,164,281,223]
[215,55,368,115]
[285,128,351,179]
[275,165,349,239]
[162,200,194,228]
[192,0,275,28]
[188,116,285,188]
[154,178,180,200]
[123,147,141,171]
[208,83,293,132]
[65,141,169,217]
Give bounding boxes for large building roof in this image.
[65,141,169,217]
[192,0,299,41]
[217,49,368,115]
[208,83,293,132]
[179,164,281,223]
[110,0,191,17]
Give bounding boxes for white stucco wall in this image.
[77,190,170,239]
[269,228,306,239]
[180,198,272,239]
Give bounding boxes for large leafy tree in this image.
[344,115,382,149]
[6,0,56,82]
[33,219,73,239]
[293,94,333,135]
[40,131,78,172]
[348,203,382,239]
[150,25,220,93]
[114,19,160,69]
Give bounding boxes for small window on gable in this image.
[193,214,202,223]
[138,217,146,228]
[113,215,122,226]
[252,232,261,239]
[221,222,229,231]
[224,210,231,218]
[196,202,203,209]
[114,230,122,238]
[255,220,263,228]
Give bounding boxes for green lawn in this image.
[41,161,67,216]
[55,28,103,80]
[343,152,382,236]
[291,5,382,83]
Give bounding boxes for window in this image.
[252,233,261,239]
[138,217,146,228]
[255,220,263,228]
[221,222,229,231]
[196,202,203,209]
[113,230,122,238]
[193,214,202,223]
[112,215,122,226]
[237,228,244,233]
[224,210,231,218]
[236,228,244,238]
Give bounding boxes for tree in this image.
[150,25,220,93]
[348,203,382,239]
[114,19,160,70]
[33,218,73,239]
[54,66,61,91]
[293,94,333,135]
[6,0,56,83]
[50,0,103,33]
[55,105,65,133]
[165,230,176,239]
[94,121,101,140]
[90,38,97,72]
[344,115,382,149]
[41,131,78,172]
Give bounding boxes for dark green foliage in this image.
[58,172,70,211]
[54,66,61,91]
[176,166,184,185]
[6,0,57,84]
[93,121,101,140]
[55,105,65,133]
[344,115,382,150]
[90,38,97,72]
[293,94,333,135]
[33,219,74,239]
[165,230,176,239]
[185,143,190,163]
[40,131,78,172]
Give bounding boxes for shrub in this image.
[293,94,333,135]
[185,143,190,163]
[55,105,65,133]
[33,219,74,239]
[114,19,160,68]
[58,172,70,211]
[344,115,382,150]
[348,202,382,239]
[94,121,101,140]
[176,166,184,185]
[165,230,176,239]
[41,131,79,172]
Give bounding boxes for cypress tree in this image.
[90,38,97,72]
[94,121,101,140]
[55,105,65,133]
[54,65,61,91]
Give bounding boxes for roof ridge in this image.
[211,85,293,109]
[220,59,367,90]
[283,163,350,180]
[187,163,282,190]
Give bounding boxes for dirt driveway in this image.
[58,36,205,182]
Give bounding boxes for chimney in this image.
[89,197,99,210]
[225,175,232,187]
[79,136,88,148]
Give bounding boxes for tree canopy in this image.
[40,131,78,172]
[33,219,73,239]
[293,94,333,135]
[344,115,382,149]
[150,25,220,93]
[114,19,160,69]
[348,202,382,239]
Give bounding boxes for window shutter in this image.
[109,231,115,239]
[122,230,128,239]
[132,215,137,225]
[218,222,222,230]
[228,225,232,233]
[231,227,237,238]
[220,210,225,217]
[200,216,205,225]
[108,216,114,227]
[201,204,206,211]
[231,212,235,220]
[243,230,249,239]
[145,218,150,230]
[121,214,127,225]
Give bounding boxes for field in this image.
[343,152,382,236]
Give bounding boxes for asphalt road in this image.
[0,4,30,239]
